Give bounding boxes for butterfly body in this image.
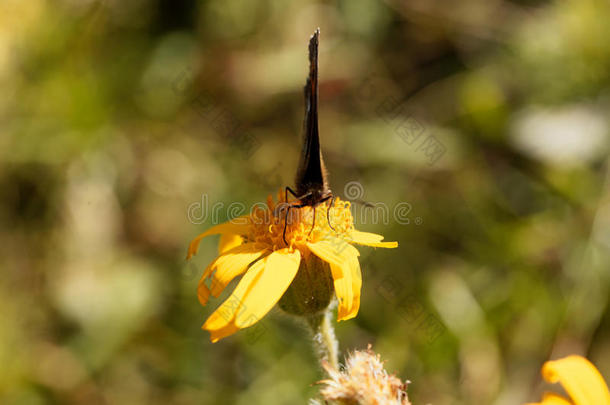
[283,28,335,244]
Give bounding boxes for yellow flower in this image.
[527,355,610,405]
[187,191,397,342]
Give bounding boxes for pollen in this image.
[246,191,355,252]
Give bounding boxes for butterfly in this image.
[282,28,335,244]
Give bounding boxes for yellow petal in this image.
[348,230,398,248]
[208,323,241,343]
[307,239,355,272]
[348,253,362,319]
[330,244,362,321]
[202,258,267,339]
[197,277,212,306]
[234,249,301,328]
[209,246,266,298]
[309,239,357,321]
[541,355,610,405]
[342,242,361,258]
[186,216,251,260]
[330,260,352,321]
[197,243,265,305]
[219,234,244,254]
[202,249,301,342]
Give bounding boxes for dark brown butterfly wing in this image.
[294,28,330,201]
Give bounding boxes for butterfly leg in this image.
[282,198,310,245]
[282,188,315,245]
[326,195,336,232]
[280,186,302,223]
[313,194,334,231]
[307,206,316,238]
[285,186,299,203]
[282,205,293,245]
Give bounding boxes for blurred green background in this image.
[2,0,610,404]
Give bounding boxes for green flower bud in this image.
[278,252,334,316]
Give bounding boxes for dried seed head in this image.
[317,345,411,405]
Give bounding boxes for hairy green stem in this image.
[307,309,339,371]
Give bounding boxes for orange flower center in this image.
[247,192,354,252]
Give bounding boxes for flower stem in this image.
[307,309,339,371]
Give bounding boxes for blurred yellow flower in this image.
[187,192,397,342]
[527,355,610,405]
